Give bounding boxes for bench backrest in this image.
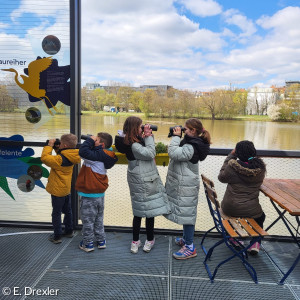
[201,174,224,235]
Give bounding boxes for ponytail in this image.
[185,118,212,144]
[201,129,211,145]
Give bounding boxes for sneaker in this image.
[229,237,244,247]
[48,234,62,244]
[62,231,74,238]
[97,240,106,249]
[79,240,94,252]
[130,240,142,254]
[247,242,260,255]
[143,239,155,253]
[175,237,185,247]
[173,245,197,260]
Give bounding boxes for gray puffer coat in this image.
[218,153,265,219]
[115,135,170,218]
[164,135,210,225]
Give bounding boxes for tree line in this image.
[81,86,249,120]
[0,82,299,121]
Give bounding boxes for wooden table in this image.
[260,178,300,284]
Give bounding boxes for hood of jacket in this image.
[58,148,81,165]
[115,135,144,161]
[180,135,210,163]
[228,159,263,177]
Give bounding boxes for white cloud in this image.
[177,0,222,17]
[223,9,257,37]
[81,1,224,89]
[0,22,9,30]
[11,0,69,21]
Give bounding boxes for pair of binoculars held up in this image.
[45,138,61,148]
[141,125,158,131]
[81,134,93,140]
[168,126,186,138]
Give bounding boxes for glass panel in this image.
[0,0,71,142]
[0,0,71,206]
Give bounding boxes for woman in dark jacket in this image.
[218,140,266,255]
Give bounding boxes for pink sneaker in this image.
[143,239,155,253]
[229,237,244,247]
[130,240,142,254]
[247,242,260,255]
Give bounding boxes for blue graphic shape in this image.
[0,157,45,189]
[0,135,34,159]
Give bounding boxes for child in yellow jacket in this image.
[41,133,80,244]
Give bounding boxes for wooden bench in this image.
[200,174,269,283]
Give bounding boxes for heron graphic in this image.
[1,57,58,115]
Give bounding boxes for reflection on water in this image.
[1,113,300,150]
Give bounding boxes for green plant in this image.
[155,142,168,154]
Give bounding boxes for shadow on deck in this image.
[0,227,299,300]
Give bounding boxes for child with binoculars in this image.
[115,116,170,254]
[164,118,211,259]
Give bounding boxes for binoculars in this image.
[141,124,158,131]
[168,126,186,138]
[81,134,92,140]
[46,138,61,147]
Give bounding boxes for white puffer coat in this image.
[115,135,170,218]
[164,135,210,225]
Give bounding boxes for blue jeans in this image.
[183,224,195,245]
[51,194,73,237]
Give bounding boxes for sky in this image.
[1,0,300,91]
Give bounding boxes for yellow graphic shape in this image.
[1,57,57,115]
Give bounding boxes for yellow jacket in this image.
[41,146,81,197]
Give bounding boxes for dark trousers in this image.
[51,194,73,237]
[254,212,266,228]
[133,216,154,241]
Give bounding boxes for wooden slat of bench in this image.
[201,174,215,187]
[222,219,239,238]
[219,208,230,220]
[228,219,248,237]
[205,184,220,208]
[246,218,269,236]
[238,218,260,237]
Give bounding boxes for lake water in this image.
[1,112,299,150]
[82,114,300,151]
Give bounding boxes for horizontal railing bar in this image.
[0,221,296,243]
[0,141,299,157]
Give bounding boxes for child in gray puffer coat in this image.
[115,116,170,254]
[164,118,211,260]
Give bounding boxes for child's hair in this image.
[60,134,77,148]
[185,118,211,144]
[123,116,143,145]
[98,132,113,148]
[235,140,266,170]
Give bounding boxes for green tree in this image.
[116,87,134,112]
[130,91,143,112]
[140,89,157,117]
[0,85,18,112]
[233,90,248,115]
